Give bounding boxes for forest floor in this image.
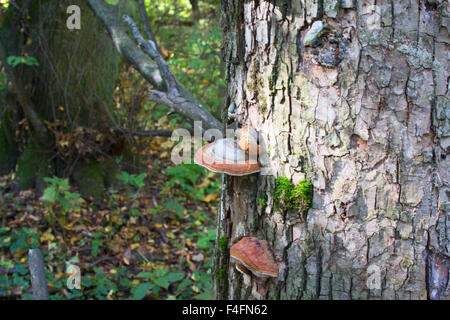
[0,135,221,300]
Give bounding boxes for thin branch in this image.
[0,41,50,146]
[85,0,165,90]
[123,15,177,93]
[113,127,196,138]
[137,0,160,52]
[112,127,175,137]
[85,0,222,131]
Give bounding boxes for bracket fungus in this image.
[230,237,278,278]
[194,138,260,176]
[236,126,261,156]
[235,262,252,275]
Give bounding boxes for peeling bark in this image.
[214,0,450,300]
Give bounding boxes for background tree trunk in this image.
[0,0,138,195]
[214,0,449,300]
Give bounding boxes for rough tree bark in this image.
[213,0,449,300]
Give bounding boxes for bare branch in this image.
[123,15,177,93]
[112,127,178,137]
[85,0,165,90]
[137,0,159,52]
[85,0,222,131]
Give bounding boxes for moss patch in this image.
[17,144,53,191]
[257,193,268,207]
[274,177,313,215]
[218,236,228,254]
[72,161,105,199]
[215,236,229,290]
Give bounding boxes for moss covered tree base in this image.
[72,160,107,200]
[17,144,53,191]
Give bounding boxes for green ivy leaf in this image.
[40,186,57,203]
[193,291,213,300]
[176,279,192,293]
[164,271,185,282]
[132,282,151,300]
[153,277,170,289]
[7,56,39,67]
[135,272,154,280]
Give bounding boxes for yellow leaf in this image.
[202,193,219,203]
[40,231,55,243]
[59,106,64,111]
[130,243,140,250]
[70,236,81,244]
[58,140,70,148]
[198,179,211,188]
[123,247,132,265]
[155,223,162,229]
[166,231,175,239]
[161,140,175,149]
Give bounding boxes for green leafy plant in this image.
[7,56,39,67]
[116,171,147,189]
[40,176,84,241]
[133,269,185,300]
[0,227,39,253]
[41,176,84,212]
[165,164,218,201]
[196,227,216,250]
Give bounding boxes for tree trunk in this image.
[0,1,137,194]
[213,0,449,300]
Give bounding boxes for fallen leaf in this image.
[40,230,55,242]
[123,248,132,265]
[202,193,219,203]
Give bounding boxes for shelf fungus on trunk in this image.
[194,138,260,176]
[230,237,279,278]
[235,262,252,275]
[236,126,261,156]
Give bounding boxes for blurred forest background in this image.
[0,0,224,300]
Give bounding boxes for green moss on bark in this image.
[274,177,313,216]
[17,143,53,191]
[215,236,229,292]
[72,161,105,199]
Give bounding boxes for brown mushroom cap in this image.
[236,126,260,156]
[194,138,260,176]
[235,262,252,275]
[230,237,278,278]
